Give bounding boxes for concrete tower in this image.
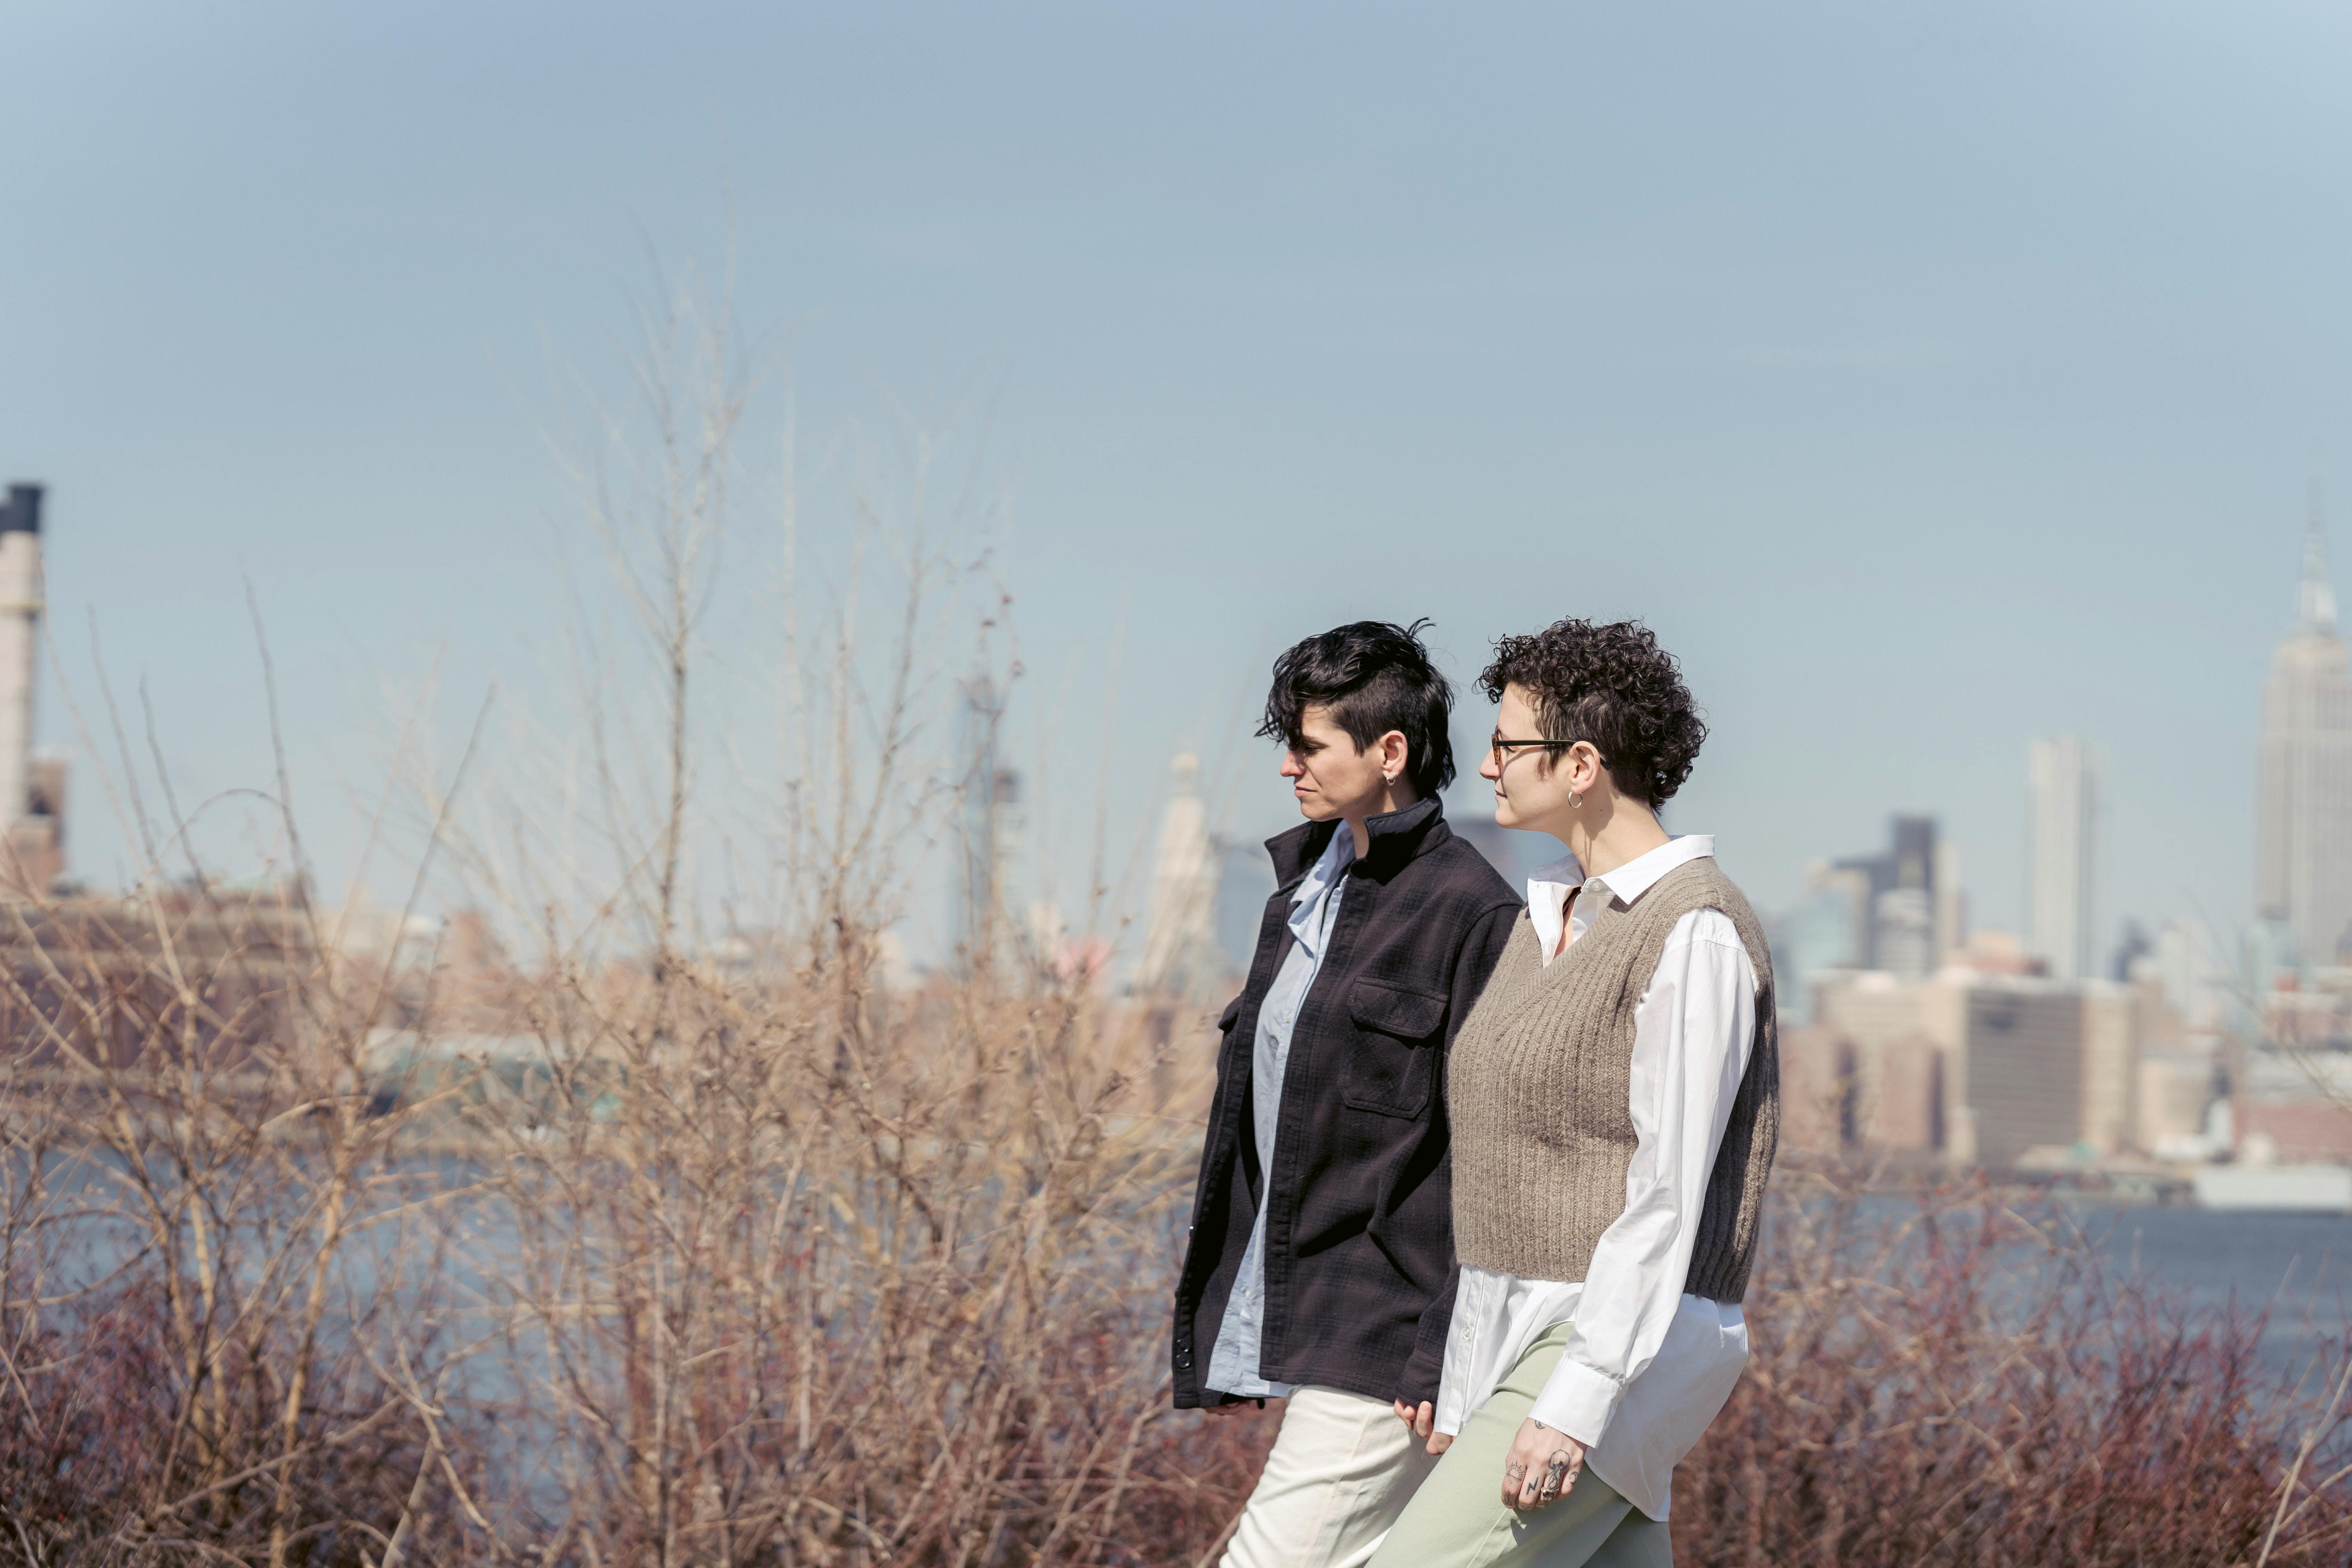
[955,672,1022,972]
[2256,518,2352,964]
[2027,734,2099,981]
[0,485,41,829]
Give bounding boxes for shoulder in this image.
[1649,864,1771,985]
[1665,907,1749,955]
[1411,831,1523,911]
[1650,858,1761,925]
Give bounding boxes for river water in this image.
[2070,1201,2352,1375]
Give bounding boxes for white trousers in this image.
[1221,1387,1440,1568]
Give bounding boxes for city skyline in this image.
[10,5,2352,968]
[1150,523,2346,1007]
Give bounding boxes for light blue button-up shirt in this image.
[1203,825,1356,1399]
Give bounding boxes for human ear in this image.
[1573,742,1605,795]
[1379,730,1409,783]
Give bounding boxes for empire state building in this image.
[2257,524,2352,963]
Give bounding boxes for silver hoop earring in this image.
[1568,790,1583,809]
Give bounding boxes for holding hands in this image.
[1390,1399,1454,1457]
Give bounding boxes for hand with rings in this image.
[1499,1416,1584,1512]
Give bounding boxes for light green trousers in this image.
[1365,1324,1673,1568]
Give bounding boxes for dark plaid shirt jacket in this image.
[1171,798,1521,1410]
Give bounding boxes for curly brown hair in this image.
[1477,619,1706,806]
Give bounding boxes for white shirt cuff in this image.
[1529,1355,1624,1449]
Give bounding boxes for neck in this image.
[1554,793,1668,881]
[1342,783,1421,858]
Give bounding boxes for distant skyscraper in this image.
[2027,735,2098,982]
[1834,815,1942,978]
[2154,917,2221,1029]
[1137,754,1222,998]
[2256,519,2352,964]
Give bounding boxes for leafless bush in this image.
[0,880,455,1566]
[1677,1168,2352,1566]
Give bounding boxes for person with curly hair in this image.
[1367,620,1779,1568]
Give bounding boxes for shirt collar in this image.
[1286,824,1356,955]
[1525,835,1716,956]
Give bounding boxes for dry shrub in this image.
[1677,1171,2352,1567]
[440,951,1269,1563]
[0,886,447,1566]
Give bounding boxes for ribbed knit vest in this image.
[1448,857,1779,1301]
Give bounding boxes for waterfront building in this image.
[2027,735,2100,981]
[2256,520,2352,965]
[1805,955,2187,1167]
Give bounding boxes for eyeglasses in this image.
[1488,732,1601,768]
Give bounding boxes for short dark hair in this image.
[1478,619,1705,806]
[1259,619,1457,797]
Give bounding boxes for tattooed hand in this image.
[1500,1416,1584,1511]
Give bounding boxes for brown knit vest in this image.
[1448,857,1779,1301]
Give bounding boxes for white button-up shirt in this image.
[1432,833,1758,1521]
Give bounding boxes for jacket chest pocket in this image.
[1343,979,1447,1117]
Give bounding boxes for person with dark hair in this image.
[1368,620,1778,1568]
[1173,620,1522,1568]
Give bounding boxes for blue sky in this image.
[6,2,2351,961]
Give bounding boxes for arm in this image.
[1394,900,1520,1442]
[1501,910,1757,1505]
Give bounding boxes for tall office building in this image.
[1136,753,1222,1000]
[2256,521,2352,964]
[1834,816,1943,979]
[2027,735,2098,982]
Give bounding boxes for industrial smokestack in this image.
[0,484,44,828]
